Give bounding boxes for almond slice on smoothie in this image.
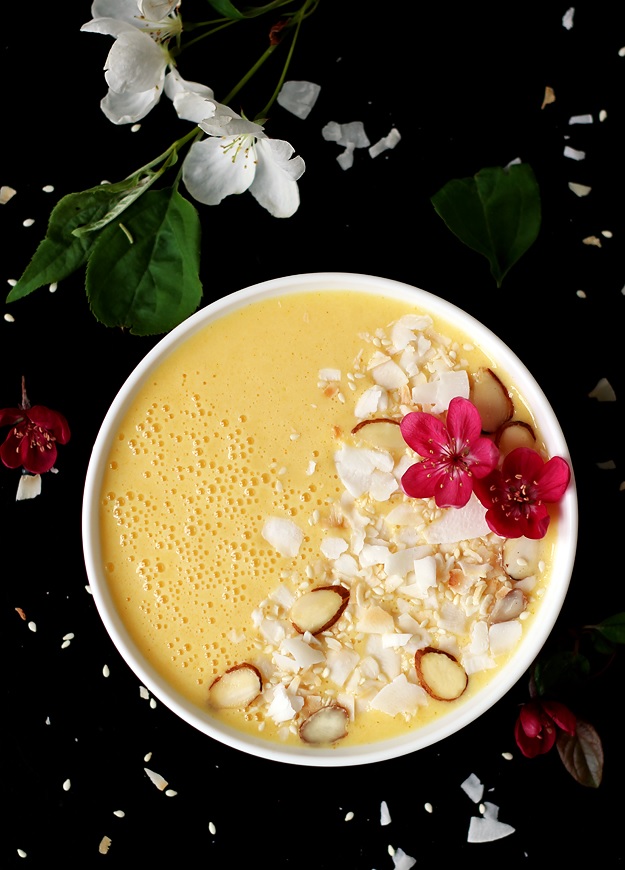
[290,585,350,634]
[469,367,514,432]
[415,647,469,701]
[299,704,350,744]
[208,663,263,709]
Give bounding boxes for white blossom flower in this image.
[182,109,306,218]
[81,0,182,125]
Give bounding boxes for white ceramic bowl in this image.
[82,272,577,766]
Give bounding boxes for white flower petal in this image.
[100,85,162,124]
[81,16,138,37]
[199,109,261,137]
[104,30,167,93]
[182,136,256,206]
[249,138,304,217]
[139,0,179,19]
[91,0,146,25]
[164,70,216,122]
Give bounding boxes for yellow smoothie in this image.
[98,289,557,749]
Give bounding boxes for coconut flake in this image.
[569,113,593,124]
[380,800,392,825]
[99,836,112,854]
[277,80,321,119]
[0,185,16,204]
[369,673,428,716]
[467,805,515,843]
[588,377,616,401]
[424,494,490,544]
[461,772,484,803]
[266,683,304,723]
[390,846,417,869]
[568,181,592,197]
[562,7,575,29]
[564,145,585,160]
[369,127,401,158]
[261,517,304,557]
[144,767,168,790]
[489,620,522,656]
[16,474,41,501]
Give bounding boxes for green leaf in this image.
[556,719,604,787]
[594,612,625,645]
[533,650,590,696]
[6,179,150,303]
[86,186,203,336]
[431,164,541,287]
[205,0,283,19]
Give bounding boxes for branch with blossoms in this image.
[6,0,318,336]
[0,378,71,501]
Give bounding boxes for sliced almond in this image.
[502,537,540,580]
[208,663,263,709]
[414,647,468,701]
[351,417,405,451]
[495,420,537,455]
[299,704,349,744]
[490,588,527,623]
[469,368,514,433]
[290,585,350,635]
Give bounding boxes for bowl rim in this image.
[82,271,578,766]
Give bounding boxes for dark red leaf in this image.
[556,719,604,788]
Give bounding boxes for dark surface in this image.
[2,3,623,867]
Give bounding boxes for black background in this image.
[2,3,624,867]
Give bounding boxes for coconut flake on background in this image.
[461,772,484,803]
[564,145,586,160]
[0,185,16,204]
[588,377,616,401]
[144,768,168,790]
[467,802,515,843]
[369,127,401,158]
[16,474,41,501]
[277,80,321,119]
[568,181,592,196]
[380,800,392,825]
[562,7,575,28]
[390,846,417,869]
[261,517,304,557]
[322,120,370,169]
[569,113,593,124]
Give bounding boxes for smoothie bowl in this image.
[82,272,577,766]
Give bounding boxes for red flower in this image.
[474,446,571,539]
[0,381,70,475]
[400,397,500,508]
[515,698,577,758]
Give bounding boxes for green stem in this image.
[255,0,319,119]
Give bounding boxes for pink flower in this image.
[515,698,577,758]
[474,446,571,539]
[0,380,70,475]
[400,397,500,508]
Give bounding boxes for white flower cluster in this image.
[81,0,305,217]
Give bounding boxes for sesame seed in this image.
[28,621,37,632]
[4,313,15,322]
[22,218,35,227]
[113,810,125,818]
[344,811,354,821]
[42,184,55,193]
[209,821,216,835]
[63,779,71,791]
